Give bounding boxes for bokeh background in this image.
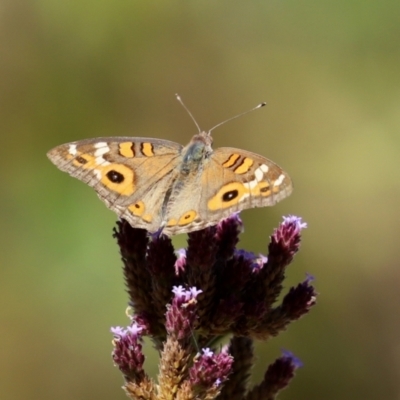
[1,1,400,399]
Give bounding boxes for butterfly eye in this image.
[106,170,125,183]
[222,190,239,202]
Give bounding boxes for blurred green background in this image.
[1,1,400,399]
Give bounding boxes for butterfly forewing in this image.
[47,137,184,232]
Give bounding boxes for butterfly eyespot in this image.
[260,189,271,197]
[72,154,97,168]
[128,201,144,216]
[75,156,88,165]
[106,170,124,183]
[100,164,135,195]
[208,182,246,210]
[178,210,197,225]
[260,184,270,193]
[222,190,239,202]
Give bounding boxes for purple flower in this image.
[269,215,307,262]
[166,286,202,340]
[189,347,233,388]
[110,214,315,399]
[111,323,145,380]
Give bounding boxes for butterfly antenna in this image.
[208,102,266,135]
[175,94,202,133]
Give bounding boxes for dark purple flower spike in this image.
[111,215,316,399]
[245,349,303,400]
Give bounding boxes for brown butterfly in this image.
[47,102,292,235]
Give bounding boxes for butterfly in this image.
[47,107,293,236]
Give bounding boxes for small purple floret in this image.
[127,322,144,337]
[110,326,125,337]
[189,287,203,298]
[172,285,186,298]
[305,272,315,283]
[174,248,187,274]
[189,347,233,388]
[234,249,267,272]
[202,348,214,358]
[281,349,303,369]
[172,285,202,303]
[283,215,307,230]
[166,286,203,339]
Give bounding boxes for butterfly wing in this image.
[161,146,292,235]
[47,137,183,232]
[203,147,293,212]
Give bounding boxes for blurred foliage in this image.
[1,1,400,399]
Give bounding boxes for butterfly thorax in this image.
[180,133,213,174]
[161,133,213,221]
